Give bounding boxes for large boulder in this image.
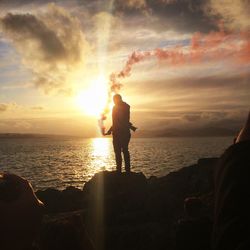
[83,171,148,220]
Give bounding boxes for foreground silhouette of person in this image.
[175,197,212,250]
[0,173,44,250]
[105,94,136,173]
[213,111,250,250]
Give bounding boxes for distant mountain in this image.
[0,133,78,139]
[134,126,237,138]
[0,126,237,139]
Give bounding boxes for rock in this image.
[35,157,218,250]
[83,171,148,214]
[36,186,85,213]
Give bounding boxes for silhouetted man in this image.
[105,94,136,173]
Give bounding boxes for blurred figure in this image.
[213,111,250,250]
[175,197,212,250]
[105,94,136,173]
[0,173,44,250]
[39,215,95,250]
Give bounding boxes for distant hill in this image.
[0,133,79,139]
[0,126,237,139]
[134,126,237,138]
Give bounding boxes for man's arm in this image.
[129,122,137,132]
[104,126,112,135]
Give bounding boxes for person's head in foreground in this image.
[0,173,44,250]
[113,94,122,105]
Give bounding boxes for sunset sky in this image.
[0,0,249,137]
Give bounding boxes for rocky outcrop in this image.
[36,157,218,250]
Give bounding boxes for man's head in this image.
[113,94,122,105]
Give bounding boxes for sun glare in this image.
[75,76,109,117]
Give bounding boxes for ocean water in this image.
[0,137,233,190]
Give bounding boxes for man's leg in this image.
[113,137,122,173]
[122,134,131,173]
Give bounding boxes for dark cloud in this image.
[0,4,88,95]
[147,0,217,33]
[113,0,217,33]
[172,73,250,90]
[2,0,249,34]
[127,70,250,132]
[207,0,250,31]
[0,0,60,7]
[1,13,66,60]
[133,108,247,135]
[114,0,249,33]
[0,0,218,34]
[128,72,250,97]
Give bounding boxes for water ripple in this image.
[0,137,233,190]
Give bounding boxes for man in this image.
[105,94,136,173]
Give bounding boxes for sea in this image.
[0,136,233,190]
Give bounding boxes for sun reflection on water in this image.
[87,138,113,174]
[92,137,110,157]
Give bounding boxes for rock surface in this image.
[35,157,218,250]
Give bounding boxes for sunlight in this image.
[75,76,109,117]
[92,137,110,157]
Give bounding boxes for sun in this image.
[75,76,110,117]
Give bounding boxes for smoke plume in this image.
[99,29,250,133]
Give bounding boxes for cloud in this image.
[0,103,8,112]
[117,0,147,9]
[133,108,247,133]
[0,102,45,113]
[0,102,17,112]
[120,0,217,33]
[0,3,89,95]
[207,0,250,31]
[113,0,148,14]
[31,106,44,110]
[182,113,202,122]
[115,0,248,33]
[0,82,33,90]
[13,120,32,129]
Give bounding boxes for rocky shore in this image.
[35,158,218,250]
